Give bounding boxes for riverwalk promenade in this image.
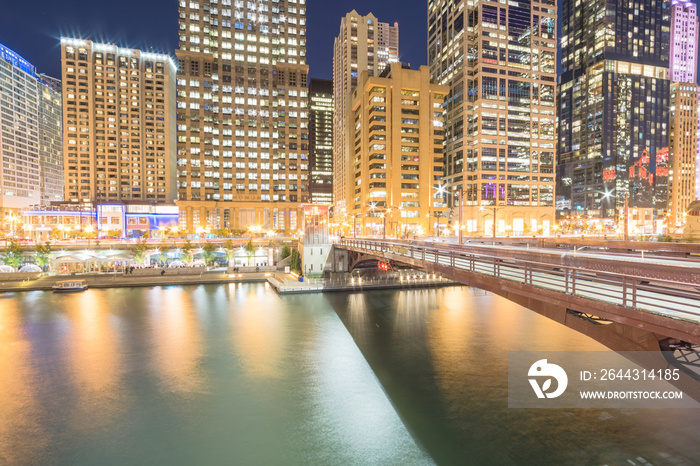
[267,273,455,294]
[0,268,456,294]
[0,268,270,292]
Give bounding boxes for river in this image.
[0,284,698,465]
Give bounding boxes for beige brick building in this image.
[175,0,310,232]
[349,64,448,236]
[60,39,176,205]
[668,82,698,228]
[333,10,399,220]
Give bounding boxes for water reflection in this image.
[329,287,700,465]
[229,284,287,379]
[148,287,207,395]
[5,283,699,465]
[65,291,126,433]
[2,285,427,464]
[0,303,48,464]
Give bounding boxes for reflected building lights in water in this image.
[0,304,48,464]
[66,291,126,432]
[229,287,287,379]
[346,293,371,331]
[149,287,207,395]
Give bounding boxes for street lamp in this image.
[381,212,386,240]
[603,190,629,241]
[384,205,403,239]
[479,205,499,239]
[85,225,94,248]
[5,213,18,238]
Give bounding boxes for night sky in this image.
[0,0,428,80]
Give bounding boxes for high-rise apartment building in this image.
[377,21,400,66]
[558,0,670,232]
[350,64,448,236]
[429,0,557,237]
[667,0,700,226]
[668,83,698,227]
[670,0,698,84]
[37,74,64,204]
[0,43,63,219]
[668,0,700,208]
[60,38,177,205]
[308,78,333,205]
[176,0,310,232]
[333,11,399,217]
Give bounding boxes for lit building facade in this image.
[670,0,698,84]
[308,78,333,204]
[60,39,177,205]
[333,11,399,216]
[429,0,557,237]
[669,84,698,228]
[668,1,700,228]
[668,0,700,206]
[37,74,64,205]
[558,0,670,231]
[0,43,63,221]
[350,64,448,236]
[22,203,179,242]
[176,0,310,233]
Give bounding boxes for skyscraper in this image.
[558,0,670,233]
[429,0,557,237]
[668,83,698,227]
[350,64,448,236]
[667,0,699,228]
[176,0,309,232]
[670,0,698,84]
[37,74,64,205]
[0,43,63,219]
[308,78,333,205]
[60,38,177,205]
[333,11,399,218]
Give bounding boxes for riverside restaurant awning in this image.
[51,252,136,273]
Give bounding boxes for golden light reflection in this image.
[0,303,49,464]
[65,291,125,432]
[393,290,434,340]
[149,287,206,394]
[229,284,286,379]
[426,288,607,411]
[347,293,370,330]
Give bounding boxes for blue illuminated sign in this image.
[0,43,35,76]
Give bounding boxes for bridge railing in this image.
[340,239,700,320]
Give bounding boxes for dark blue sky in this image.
[0,0,427,80]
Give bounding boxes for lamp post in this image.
[623,192,629,242]
[85,225,94,248]
[458,188,463,245]
[479,205,499,238]
[6,214,17,238]
[603,189,629,240]
[382,212,386,240]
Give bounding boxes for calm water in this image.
[1,284,699,465]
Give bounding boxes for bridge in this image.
[337,238,700,347]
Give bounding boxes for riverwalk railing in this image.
[267,274,450,294]
[339,239,700,322]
